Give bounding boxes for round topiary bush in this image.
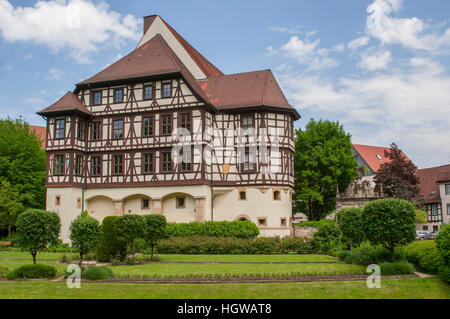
[97,216,127,262]
[7,264,57,280]
[82,266,114,280]
[362,198,416,260]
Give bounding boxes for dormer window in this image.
[92,90,102,105]
[55,118,65,139]
[162,82,171,98]
[114,88,123,103]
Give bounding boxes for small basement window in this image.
[258,218,267,226]
[176,197,185,209]
[281,218,287,226]
[55,195,61,206]
[239,191,246,200]
[142,199,150,209]
[273,190,281,201]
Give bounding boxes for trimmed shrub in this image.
[115,214,145,256]
[70,212,101,265]
[379,262,415,276]
[142,214,167,259]
[97,216,127,262]
[438,265,450,283]
[362,198,416,260]
[435,224,450,282]
[312,223,341,254]
[156,236,313,254]
[166,220,259,239]
[82,266,114,280]
[397,240,443,274]
[0,266,8,278]
[337,250,352,262]
[7,264,57,280]
[293,220,336,228]
[336,207,364,250]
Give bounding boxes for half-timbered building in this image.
[37,15,300,242]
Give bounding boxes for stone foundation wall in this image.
[293,226,318,239]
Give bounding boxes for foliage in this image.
[0,180,24,238]
[6,264,57,280]
[156,236,313,255]
[341,241,393,265]
[96,216,127,262]
[69,212,101,265]
[415,209,427,224]
[336,207,364,250]
[0,266,8,278]
[362,198,416,259]
[15,209,61,264]
[311,223,341,254]
[374,143,423,206]
[293,119,357,220]
[396,240,443,274]
[379,262,415,276]
[293,220,336,228]
[435,224,450,266]
[142,214,167,260]
[82,266,114,280]
[114,214,145,257]
[0,119,46,209]
[166,220,259,239]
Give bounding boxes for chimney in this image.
[143,15,157,35]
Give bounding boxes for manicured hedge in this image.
[0,266,8,278]
[339,241,393,265]
[379,262,415,275]
[155,236,313,254]
[166,221,259,239]
[96,216,127,262]
[7,264,57,280]
[293,220,336,228]
[82,266,114,280]
[397,240,443,274]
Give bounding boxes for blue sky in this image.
[1,0,449,168]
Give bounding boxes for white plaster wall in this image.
[439,183,450,224]
[162,194,196,223]
[46,187,83,243]
[87,195,115,222]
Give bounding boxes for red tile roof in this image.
[416,164,450,203]
[353,144,410,172]
[29,125,46,148]
[37,91,90,116]
[159,16,223,78]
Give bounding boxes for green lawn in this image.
[140,254,337,262]
[0,278,448,299]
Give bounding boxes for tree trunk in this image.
[349,239,353,251]
[151,244,154,260]
[32,252,37,264]
[79,252,83,267]
[131,241,135,257]
[7,224,11,238]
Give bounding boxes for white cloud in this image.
[276,36,338,71]
[348,36,370,50]
[366,0,450,52]
[0,0,141,63]
[278,59,450,167]
[358,49,392,70]
[45,68,64,80]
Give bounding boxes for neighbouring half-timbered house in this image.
[37,15,300,242]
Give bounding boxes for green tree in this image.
[115,214,144,257]
[96,216,127,262]
[0,119,46,209]
[415,209,427,225]
[336,207,364,250]
[374,143,423,206]
[362,198,416,261]
[0,180,24,237]
[293,119,357,220]
[15,209,61,264]
[435,224,450,282]
[142,214,167,260]
[69,211,101,266]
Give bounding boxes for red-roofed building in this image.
[29,125,46,148]
[37,15,299,242]
[352,144,411,176]
[416,165,450,231]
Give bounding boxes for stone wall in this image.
[293,226,318,239]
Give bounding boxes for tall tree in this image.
[374,143,423,206]
[0,118,46,209]
[293,119,357,220]
[0,180,25,237]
